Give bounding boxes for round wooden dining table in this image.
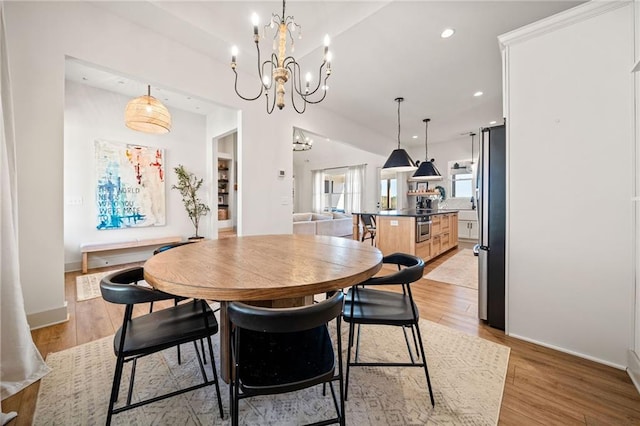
[143,234,383,381]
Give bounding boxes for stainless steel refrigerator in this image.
[476,124,506,330]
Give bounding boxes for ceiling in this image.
[80,0,582,153]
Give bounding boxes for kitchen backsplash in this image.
[440,197,474,210]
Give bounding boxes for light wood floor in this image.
[4,240,640,425]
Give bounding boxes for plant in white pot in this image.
[172,164,210,239]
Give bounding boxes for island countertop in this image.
[354,209,459,218]
[353,209,460,259]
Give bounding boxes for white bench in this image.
[80,236,182,273]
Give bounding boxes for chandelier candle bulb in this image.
[231,46,238,68]
[252,13,259,36]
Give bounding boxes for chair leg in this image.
[414,322,435,407]
[345,321,356,401]
[337,318,346,426]
[410,324,420,359]
[106,355,126,426]
[401,326,415,363]
[126,358,137,405]
[205,334,224,419]
[354,324,363,362]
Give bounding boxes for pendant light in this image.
[412,118,442,180]
[382,97,417,172]
[125,85,172,134]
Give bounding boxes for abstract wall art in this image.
[94,140,166,230]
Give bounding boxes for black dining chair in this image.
[151,240,205,364]
[342,253,435,406]
[228,291,346,426]
[148,240,196,312]
[100,267,224,425]
[360,214,376,245]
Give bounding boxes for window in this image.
[449,160,474,199]
[452,173,473,198]
[313,165,365,213]
[323,172,345,212]
[380,177,397,210]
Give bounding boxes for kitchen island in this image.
[354,209,459,262]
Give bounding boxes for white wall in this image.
[4,2,391,325]
[293,138,387,213]
[501,2,635,367]
[64,81,209,270]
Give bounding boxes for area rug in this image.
[76,271,114,301]
[33,319,509,425]
[425,249,478,289]
[76,270,149,301]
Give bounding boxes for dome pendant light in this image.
[412,118,442,180]
[125,85,172,134]
[382,97,417,172]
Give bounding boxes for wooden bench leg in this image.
[82,252,88,274]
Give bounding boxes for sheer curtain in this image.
[311,169,324,213]
[344,164,365,214]
[0,4,50,417]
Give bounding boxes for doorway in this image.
[214,131,238,236]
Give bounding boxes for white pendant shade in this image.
[125,85,171,134]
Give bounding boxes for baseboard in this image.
[27,302,69,330]
[627,350,640,394]
[508,332,626,370]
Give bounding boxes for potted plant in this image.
[172,164,210,239]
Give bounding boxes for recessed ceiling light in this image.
[441,28,455,38]
[473,91,483,97]
[489,120,497,125]
[412,135,418,139]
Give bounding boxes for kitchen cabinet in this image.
[376,211,458,262]
[458,220,479,240]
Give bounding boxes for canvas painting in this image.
[95,140,166,230]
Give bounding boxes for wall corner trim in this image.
[27,304,69,330]
[628,349,640,394]
[498,0,631,50]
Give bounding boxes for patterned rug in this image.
[76,271,114,301]
[76,270,148,301]
[33,319,509,425]
[425,249,478,289]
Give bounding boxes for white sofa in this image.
[293,212,353,237]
